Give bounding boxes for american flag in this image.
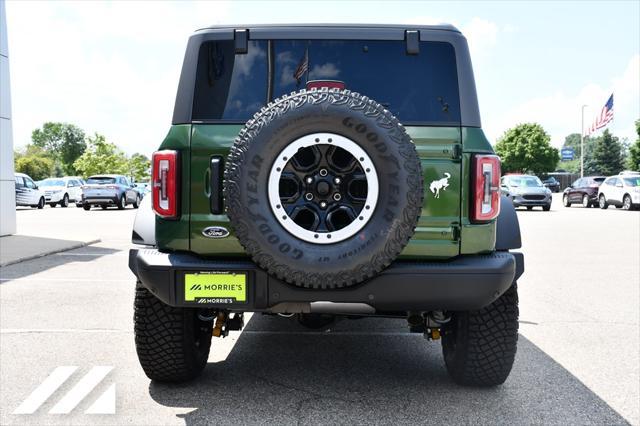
[585,93,614,136]
[293,48,309,84]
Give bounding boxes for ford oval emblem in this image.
[202,226,230,239]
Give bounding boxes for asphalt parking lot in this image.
[1,194,638,425]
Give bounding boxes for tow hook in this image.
[212,312,245,338]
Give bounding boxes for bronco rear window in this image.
[192,40,460,125]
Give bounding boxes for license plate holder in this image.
[183,272,248,305]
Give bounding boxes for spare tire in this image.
[224,89,423,289]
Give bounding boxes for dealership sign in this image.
[561,147,575,161]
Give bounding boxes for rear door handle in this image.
[210,156,224,214]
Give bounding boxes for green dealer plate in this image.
[184,272,247,304]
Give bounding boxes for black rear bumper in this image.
[129,249,523,313]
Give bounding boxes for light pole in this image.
[580,104,588,178]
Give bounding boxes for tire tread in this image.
[442,284,519,386]
[134,283,211,382]
[224,88,423,289]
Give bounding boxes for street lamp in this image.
[580,104,588,178]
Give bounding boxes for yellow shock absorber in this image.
[212,312,227,338]
[427,328,441,340]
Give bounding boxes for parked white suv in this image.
[14,172,46,209]
[39,177,84,207]
[598,175,640,210]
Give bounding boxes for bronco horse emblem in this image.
[429,173,451,198]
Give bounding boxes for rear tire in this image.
[61,194,69,207]
[599,194,609,209]
[134,283,213,382]
[442,283,519,386]
[83,204,91,211]
[622,195,632,210]
[582,194,590,208]
[563,194,571,207]
[117,195,126,210]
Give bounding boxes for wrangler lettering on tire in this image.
[225,89,423,289]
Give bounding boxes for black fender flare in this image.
[496,195,521,250]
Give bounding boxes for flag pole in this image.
[581,104,587,178]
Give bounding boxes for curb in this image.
[0,238,101,268]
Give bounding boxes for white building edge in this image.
[1,0,16,236]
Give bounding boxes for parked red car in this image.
[563,176,606,207]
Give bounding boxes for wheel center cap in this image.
[316,181,330,196]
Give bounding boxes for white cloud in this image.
[6,1,231,156]
[403,16,500,61]
[461,18,499,60]
[310,63,340,79]
[484,54,640,147]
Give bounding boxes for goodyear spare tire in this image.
[224,89,423,289]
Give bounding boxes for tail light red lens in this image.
[152,150,179,219]
[306,80,346,90]
[472,155,501,223]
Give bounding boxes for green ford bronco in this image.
[129,24,524,386]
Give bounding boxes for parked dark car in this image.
[542,176,560,192]
[81,175,141,210]
[562,176,606,208]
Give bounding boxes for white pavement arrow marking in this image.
[85,383,116,414]
[13,366,78,414]
[49,366,113,414]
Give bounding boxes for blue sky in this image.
[5,0,639,156]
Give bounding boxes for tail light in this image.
[472,155,501,223]
[306,80,346,90]
[106,185,118,189]
[152,150,179,219]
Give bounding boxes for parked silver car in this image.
[81,175,141,210]
[500,174,552,211]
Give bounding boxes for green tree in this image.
[562,133,597,157]
[626,119,640,171]
[495,123,559,174]
[127,153,151,182]
[563,133,582,158]
[73,133,128,178]
[31,122,86,174]
[588,129,624,176]
[15,156,54,181]
[561,133,600,174]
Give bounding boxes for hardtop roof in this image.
[196,23,460,33]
